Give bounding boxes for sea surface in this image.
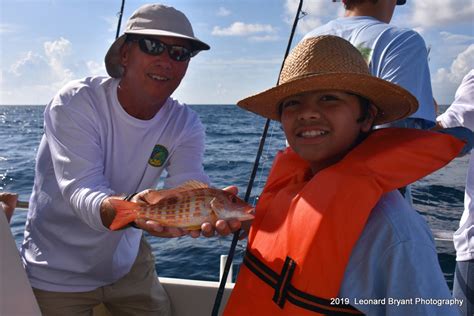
[0,104,469,289]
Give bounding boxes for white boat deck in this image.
[93,278,234,316]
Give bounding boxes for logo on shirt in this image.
[148,144,169,167]
[355,43,372,64]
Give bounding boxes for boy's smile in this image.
[280,90,375,174]
[294,124,330,143]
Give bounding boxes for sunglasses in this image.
[128,37,196,62]
[337,0,407,5]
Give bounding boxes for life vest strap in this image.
[244,251,363,315]
[272,256,297,308]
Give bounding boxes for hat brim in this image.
[237,73,418,125]
[104,30,210,78]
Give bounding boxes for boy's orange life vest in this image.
[224,128,464,316]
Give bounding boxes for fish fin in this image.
[175,180,209,191]
[109,199,140,230]
[149,180,209,203]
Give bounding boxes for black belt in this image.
[243,250,363,315]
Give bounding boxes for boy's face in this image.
[280,90,375,174]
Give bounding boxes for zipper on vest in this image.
[272,256,297,308]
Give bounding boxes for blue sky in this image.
[1,0,473,105]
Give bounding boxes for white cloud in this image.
[212,22,276,36]
[217,7,231,17]
[10,51,47,77]
[44,37,73,82]
[433,44,474,104]
[411,0,474,27]
[440,31,474,43]
[86,60,106,76]
[0,37,105,104]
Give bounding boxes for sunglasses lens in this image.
[139,38,165,55]
[137,38,192,62]
[168,46,191,62]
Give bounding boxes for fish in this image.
[109,180,255,231]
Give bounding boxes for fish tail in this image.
[109,199,140,230]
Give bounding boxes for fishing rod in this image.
[211,1,306,315]
[115,0,126,40]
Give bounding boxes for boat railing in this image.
[12,201,455,243]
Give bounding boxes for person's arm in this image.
[45,90,115,231]
[435,71,474,156]
[341,238,461,315]
[377,30,435,128]
[378,241,461,315]
[437,70,474,130]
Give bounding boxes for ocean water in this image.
[0,104,468,289]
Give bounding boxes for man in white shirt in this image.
[304,0,435,130]
[20,4,240,315]
[437,70,474,316]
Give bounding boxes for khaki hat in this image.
[237,35,418,125]
[105,3,210,78]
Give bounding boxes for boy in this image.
[224,36,464,315]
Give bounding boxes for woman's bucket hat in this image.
[237,35,418,125]
[105,3,210,78]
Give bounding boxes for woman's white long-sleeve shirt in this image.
[21,76,209,291]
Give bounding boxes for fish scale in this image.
[153,193,212,221]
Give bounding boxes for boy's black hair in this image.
[352,93,375,144]
[353,94,372,123]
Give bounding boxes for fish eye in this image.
[231,196,237,203]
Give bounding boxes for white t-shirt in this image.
[304,16,435,128]
[21,76,209,292]
[437,70,474,261]
[340,191,461,315]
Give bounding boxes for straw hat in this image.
[237,35,418,125]
[105,4,210,78]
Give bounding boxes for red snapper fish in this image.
[109,181,255,231]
